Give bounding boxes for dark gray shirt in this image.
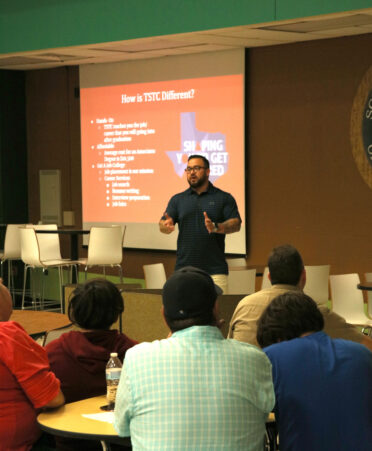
[164,183,241,275]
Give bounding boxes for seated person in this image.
[229,244,372,351]
[46,278,137,450]
[257,291,372,451]
[114,266,275,451]
[0,280,64,451]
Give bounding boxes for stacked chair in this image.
[0,224,27,304]
[329,273,372,336]
[76,225,125,282]
[226,268,256,295]
[364,272,372,318]
[20,225,77,312]
[143,263,167,289]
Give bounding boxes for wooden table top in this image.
[37,395,130,445]
[10,310,70,336]
[38,394,274,443]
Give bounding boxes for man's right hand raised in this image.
[159,212,175,234]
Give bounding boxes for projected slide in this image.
[80,74,244,249]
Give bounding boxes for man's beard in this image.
[188,173,208,189]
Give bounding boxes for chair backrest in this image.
[27,224,62,261]
[304,265,330,304]
[364,272,372,317]
[2,224,27,260]
[261,266,271,290]
[87,226,123,265]
[119,224,126,246]
[227,268,256,295]
[143,263,167,289]
[261,265,330,303]
[226,258,246,267]
[20,228,42,266]
[329,273,368,324]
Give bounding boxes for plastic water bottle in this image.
[106,352,122,410]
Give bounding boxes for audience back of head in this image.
[257,291,324,348]
[268,244,304,286]
[68,278,124,330]
[162,266,221,332]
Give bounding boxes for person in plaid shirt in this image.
[114,266,274,451]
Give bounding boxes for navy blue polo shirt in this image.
[164,183,241,275]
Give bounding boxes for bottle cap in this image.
[110,352,118,357]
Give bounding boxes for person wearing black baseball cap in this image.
[162,266,222,332]
[114,266,275,450]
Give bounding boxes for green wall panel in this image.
[0,0,275,54]
[277,0,372,21]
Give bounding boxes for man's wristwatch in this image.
[212,222,218,233]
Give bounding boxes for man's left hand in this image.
[203,212,217,234]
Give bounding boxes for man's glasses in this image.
[184,166,206,173]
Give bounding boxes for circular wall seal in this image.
[351,66,372,189]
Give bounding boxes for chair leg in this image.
[22,265,29,310]
[41,268,47,310]
[6,260,13,306]
[22,265,39,310]
[118,265,123,284]
[7,261,11,297]
[265,420,279,450]
[69,265,78,284]
[58,267,63,313]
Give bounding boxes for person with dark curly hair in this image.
[257,291,372,451]
[46,278,137,450]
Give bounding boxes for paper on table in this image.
[82,412,114,423]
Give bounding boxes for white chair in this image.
[329,273,372,334]
[0,224,27,303]
[27,224,64,261]
[261,266,271,290]
[77,226,125,282]
[20,228,72,312]
[364,272,372,318]
[227,268,256,295]
[143,263,167,289]
[28,223,78,282]
[226,258,246,267]
[304,265,330,304]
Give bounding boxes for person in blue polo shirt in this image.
[257,291,372,451]
[159,154,241,292]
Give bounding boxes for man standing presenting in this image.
[114,266,274,450]
[159,154,241,292]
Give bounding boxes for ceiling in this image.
[1,9,372,70]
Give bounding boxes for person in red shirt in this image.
[46,278,137,450]
[0,281,65,451]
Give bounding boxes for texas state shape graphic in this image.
[166,112,228,183]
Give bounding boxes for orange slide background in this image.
[80,74,244,223]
